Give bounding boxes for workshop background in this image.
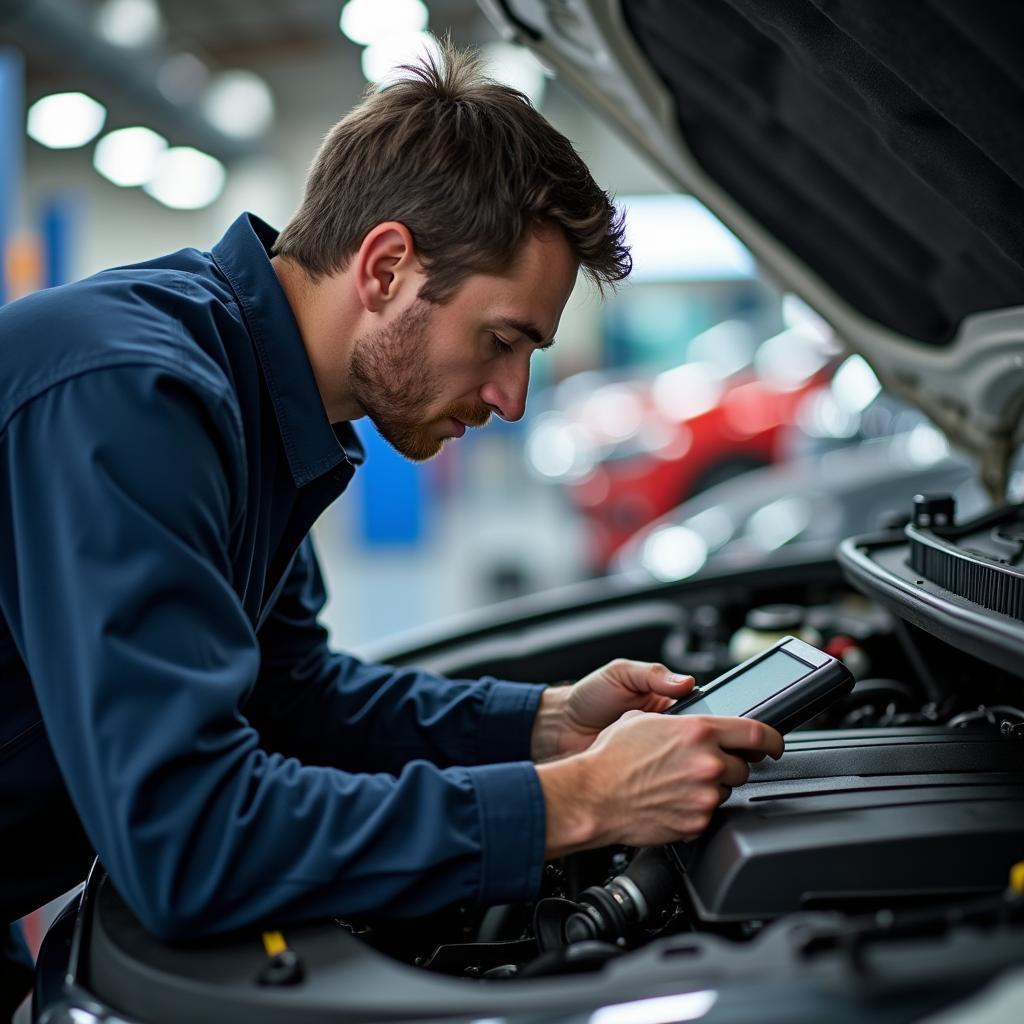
[1,0,814,656]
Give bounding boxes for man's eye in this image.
[491,334,514,354]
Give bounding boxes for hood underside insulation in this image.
[622,0,1024,344]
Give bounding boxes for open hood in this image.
[480,0,1024,498]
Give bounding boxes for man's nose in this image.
[479,360,530,422]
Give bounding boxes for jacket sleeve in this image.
[246,538,546,775]
[0,365,546,938]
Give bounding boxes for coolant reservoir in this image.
[729,604,821,663]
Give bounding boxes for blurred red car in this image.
[526,322,835,571]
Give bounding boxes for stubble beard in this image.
[349,300,490,462]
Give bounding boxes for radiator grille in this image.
[910,538,1024,621]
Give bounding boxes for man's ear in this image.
[354,222,420,312]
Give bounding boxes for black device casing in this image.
[666,635,854,734]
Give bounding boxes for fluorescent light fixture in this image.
[620,194,754,282]
[93,126,167,187]
[144,147,225,209]
[27,92,106,149]
[482,41,547,107]
[340,0,428,46]
[361,31,441,86]
[95,0,163,49]
[202,70,275,140]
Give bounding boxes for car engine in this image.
[352,577,1024,984]
[38,499,1024,1024]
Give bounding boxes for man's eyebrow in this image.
[495,316,556,350]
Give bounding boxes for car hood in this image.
[480,0,1024,497]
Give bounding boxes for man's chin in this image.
[401,440,445,462]
[374,424,445,462]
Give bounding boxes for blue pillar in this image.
[0,47,25,304]
[354,422,427,547]
[40,194,78,287]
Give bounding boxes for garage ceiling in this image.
[0,0,489,160]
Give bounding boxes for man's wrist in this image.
[535,755,602,858]
[530,685,573,762]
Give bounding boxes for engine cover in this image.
[674,728,1024,921]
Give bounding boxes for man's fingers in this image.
[719,752,751,788]
[623,661,694,698]
[703,716,785,760]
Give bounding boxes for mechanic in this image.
[0,41,782,1012]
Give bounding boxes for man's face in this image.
[349,226,578,461]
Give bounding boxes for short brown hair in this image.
[274,37,630,302]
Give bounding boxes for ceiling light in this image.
[95,0,164,49]
[202,70,275,140]
[340,0,428,46]
[27,92,106,149]
[93,127,167,187]
[482,42,548,107]
[361,31,441,86]
[144,147,225,209]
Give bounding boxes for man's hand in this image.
[530,659,695,762]
[536,712,784,857]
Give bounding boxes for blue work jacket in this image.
[0,213,547,955]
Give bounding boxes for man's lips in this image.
[444,409,490,438]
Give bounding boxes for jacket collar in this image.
[211,212,364,486]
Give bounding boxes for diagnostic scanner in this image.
[665,635,854,734]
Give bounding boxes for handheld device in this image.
[665,635,854,733]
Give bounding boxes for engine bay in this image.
[42,504,1024,1023]
[352,584,1024,985]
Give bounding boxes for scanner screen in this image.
[687,650,810,717]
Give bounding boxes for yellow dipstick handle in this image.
[262,931,287,957]
[1010,862,1024,895]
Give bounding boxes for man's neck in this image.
[270,255,364,424]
